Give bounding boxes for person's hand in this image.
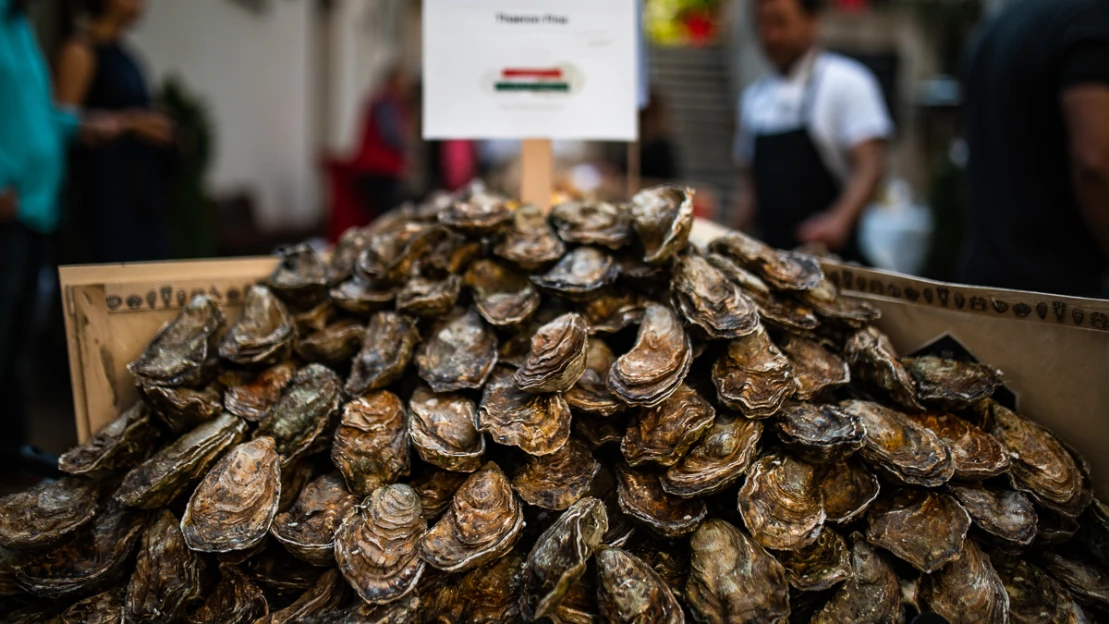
[796,209,854,251]
[0,188,18,224]
[81,113,125,144]
[127,111,175,145]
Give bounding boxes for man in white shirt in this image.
[734,0,893,261]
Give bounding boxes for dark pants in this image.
[0,223,45,453]
[358,174,400,224]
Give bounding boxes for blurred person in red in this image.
[734,0,891,261]
[352,65,411,220]
[56,0,174,263]
[959,0,1109,297]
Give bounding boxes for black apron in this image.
[752,62,864,262]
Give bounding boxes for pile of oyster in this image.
[2,183,1108,624]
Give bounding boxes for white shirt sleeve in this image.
[733,87,757,168]
[830,63,894,150]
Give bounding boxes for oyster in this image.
[866,489,970,573]
[241,542,324,597]
[981,400,1089,517]
[116,412,248,509]
[415,308,498,392]
[512,439,601,510]
[356,223,450,286]
[257,364,342,467]
[616,463,707,538]
[292,300,336,335]
[464,259,541,327]
[14,503,146,599]
[0,476,98,551]
[991,551,1084,624]
[608,304,693,408]
[532,246,619,301]
[709,231,824,291]
[264,568,349,624]
[904,355,1003,409]
[575,413,629,449]
[185,564,269,624]
[550,200,632,249]
[269,243,330,309]
[128,295,224,387]
[295,318,365,365]
[407,386,484,473]
[595,547,684,624]
[439,192,512,234]
[330,276,398,315]
[712,325,795,418]
[141,382,222,433]
[671,254,760,340]
[515,312,589,393]
[840,399,955,488]
[332,391,411,497]
[182,436,281,552]
[579,291,645,335]
[949,484,1037,547]
[220,285,295,366]
[811,533,901,624]
[456,549,526,623]
[346,311,420,396]
[1036,507,1081,545]
[798,276,881,327]
[549,576,599,624]
[738,453,825,550]
[326,593,420,624]
[661,412,762,498]
[55,588,125,624]
[564,338,627,417]
[477,367,571,456]
[909,412,1011,480]
[819,459,881,524]
[919,540,1010,623]
[335,484,426,605]
[271,473,358,566]
[629,185,694,264]
[776,402,865,464]
[685,518,790,623]
[124,510,205,624]
[496,204,566,269]
[778,526,852,592]
[419,462,524,573]
[1076,500,1109,570]
[621,384,715,467]
[277,458,316,512]
[223,361,297,422]
[844,326,923,411]
[410,469,468,522]
[707,253,820,331]
[328,225,372,285]
[1038,552,1109,611]
[777,334,850,399]
[58,402,162,477]
[394,275,461,318]
[520,497,608,620]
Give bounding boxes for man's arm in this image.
[732,167,756,232]
[1063,85,1109,257]
[796,138,886,250]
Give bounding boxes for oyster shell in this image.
[269,243,330,309]
[919,540,1010,623]
[292,300,336,335]
[564,338,627,417]
[356,223,450,286]
[182,436,281,552]
[579,291,645,335]
[116,412,248,509]
[410,469,468,522]
[738,453,825,551]
[271,473,358,566]
[277,458,316,512]
[777,334,850,400]
[549,576,599,624]
[407,386,484,473]
[819,459,881,524]
[0,476,98,551]
[185,564,269,624]
[477,366,571,456]
[328,225,372,285]
[621,383,715,467]
[257,364,342,468]
[464,259,541,327]
[512,439,601,510]
[778,526,852,592]
[949,483,1037,547]
[709,231,824,291]
[532,246,619,301]
[608,304,693,408]
[332,391,411,497]
[707,253,820,331]
[586,465,637,548]
[515,312,589,393]
[844,326,923,411]
[629,185,694,264]
[776,402,865,464]
[220,285,295,366]
[346,311,420,396]
[685,518,790,623]
[455,549,526,623]
[124,510,205,624]
[595,547,684,624]
[671,254,760,340]
[865,489,970,573]
[550,200,633,250]
[661,412,762,498]
[335,484,426,605]
[264,568,349,624]
[811,533,902,624]
[992,551,1083,624]
[128,295,224,388]
[223,361,297,422]
[295,318,365,366]
[439,192,512,234]
[240,544,323,597]
[520,497,608,620]
[394,275,461,318]
[616,463,706,538]
[419,462,524,573]
[415,308,498,392]
[55,588,125,624]
[574,413,629,449]
[1038,552,1109,611]
[326,593,420,624]
[1076,500,1109,570]
[904,355,1003,409]
[496,204,566,269]
[330,277,398,315]
[840,399,955,488]
[909,412,1011,480]
[798,276,881,327]
[58,402,162,477]
[712,325,795,418]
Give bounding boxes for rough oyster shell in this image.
[1038,551,1109,611]
[909,412,1011,480]
[263,568,348,624]
[464,259,541,327]
[496,204,566,269]
[418,462,524,573]
[330,276,399,316]
[415,307,498,392]
[438,192,512,235]
[257,364,342,468]
[549,575,599,624]
[128,295,224,388]
[59,402,162,478]
[55,588,125,624]
[477,366,571,456]
[776,402,865,464]
[709,231,824,291]
[811,533,901,624]
[819,459,881,524]
[992,551,1084,624]
[799,276,881,327]
[531,246,619,301]
[269,243,330,310]
[515,313,588,395]
[777,334,850,400]
[223,361,297,422]
[325,592,420,624]
[185,564,269,624]
[346,311,420,396]
[520,497,608,620]
[220,285,295,366]
[621,384,715,467]
[140,382,223,434]
[327,225,372,285]
[712,325,795,418]
[574,413,629,449]
[616,463,706,538]
[608,303,693,408]
[685,518,790,623]
[240,544,324,597]
[707,253,820,331]
[778,526,852,592]
[335,484,426,605]
[407,386,484,473]
[124,510,206,624]
[919,540,1010,623]
[629,185,694,264]
[564,338,627,417]
[671,254,760,340]
[738,453,825,551]
[840,399,954,488]
[550,200,633,250]
[595,547,684,624]
[423,549,526,623]
[182,436,281,552]
[410,469,468,523]
[295,318,365,366]
[332,391,411,498]
[1076,500,1109,570]
[949,483,1037,547]
[579,291,646,335]
[661,412,762,498]
[394,275,461,318]
[865,489,970,573]
[904,355,1003,409]
[271,473,358,566]
[0,477,98,552]
[356,223,450,286]
[844,326,923,411]
[512,439,601,510]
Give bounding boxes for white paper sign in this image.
[423,0,639,141]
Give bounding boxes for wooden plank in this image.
[520,138,554,211]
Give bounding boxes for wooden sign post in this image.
[521,139,554,211]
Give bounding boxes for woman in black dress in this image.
[56,0,172,263]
